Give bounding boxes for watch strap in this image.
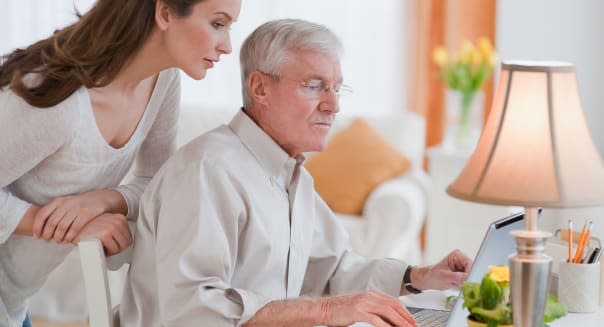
[403,265,423,294]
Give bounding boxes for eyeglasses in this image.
[260,71,353,98]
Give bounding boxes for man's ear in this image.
[248,71,270,106]
[155,0,173,31]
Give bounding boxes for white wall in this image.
[0,1,95,53]
[496,0,604,240]
[0,1,410,117]
[181,0,409,116]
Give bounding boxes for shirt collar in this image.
[229,109,306,190]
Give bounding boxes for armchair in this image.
[324,113,429,263]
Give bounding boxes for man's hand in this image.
[411,250,472,291]
[32,189,126,243]
[319,291,417,327]
[71,213,132,256]
[244,290,418,327]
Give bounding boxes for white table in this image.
[352,290,603,326]
[425,146,516,264]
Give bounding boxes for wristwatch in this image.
[403,265,423,294]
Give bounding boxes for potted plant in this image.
[461,265,567,327]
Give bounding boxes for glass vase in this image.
[444,90,484,151]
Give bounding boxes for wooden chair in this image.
[78,239,132,327]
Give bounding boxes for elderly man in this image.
[121,19,471,327]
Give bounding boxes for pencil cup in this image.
[558,261,600,312]
[600,260,604,305]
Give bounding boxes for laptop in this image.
[409,211,525,327]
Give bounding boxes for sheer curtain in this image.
[1,0,411,116]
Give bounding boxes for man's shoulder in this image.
[168,125,250,173]
[142,126,249,200]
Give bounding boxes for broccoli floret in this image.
[480,275,502,310]
[462,283,481,309]
[543,294,567,323]
[470,303,513,325]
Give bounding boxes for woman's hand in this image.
[32,189,127,243]
[71,213,132,256]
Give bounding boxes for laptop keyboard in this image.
[412,309,449,327]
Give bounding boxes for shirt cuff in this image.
[0,191,31,244]
[225,287,272,326]
[368,258,408,297]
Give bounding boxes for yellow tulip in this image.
[487,52,497,68]
[478,37,494,59]
[432,38,496,91]
[488,265,510,283]
[432,46,449,67]
[459,40,475,64]
[470,49,482,66]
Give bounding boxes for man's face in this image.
[261,49,342,157]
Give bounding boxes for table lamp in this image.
[447,61,604,327]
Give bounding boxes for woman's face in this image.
[162,0,241,80]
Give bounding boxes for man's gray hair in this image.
[240,19,343,108]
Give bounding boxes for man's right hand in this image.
[319,290,417,327]
[244,290,417,327]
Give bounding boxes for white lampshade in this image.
[447,61,604,208]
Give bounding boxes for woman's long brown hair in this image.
[0,0,203,108]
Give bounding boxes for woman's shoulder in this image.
[0,85,83,132]
[148,68,181,117]
[164,67,180,78]
[158,68,180,86]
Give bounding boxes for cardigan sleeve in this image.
[115,69,181,220]
[0,89,79,243]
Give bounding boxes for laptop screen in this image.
[446,211,524,326]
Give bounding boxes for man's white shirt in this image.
[120,110,407,326]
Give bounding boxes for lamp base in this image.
[509,229,552,327]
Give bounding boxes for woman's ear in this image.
[155,0,173,31]
[248,71,270,106]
